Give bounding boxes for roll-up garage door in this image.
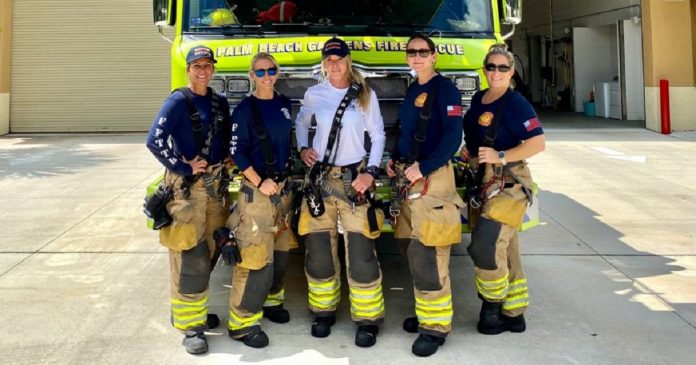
[11,0,171,132]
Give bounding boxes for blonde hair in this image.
[484,43,515,69]
[248,52,280,92]
[320,55,371,111]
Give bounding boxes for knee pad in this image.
[304,231,335,279]
[407,240,442,291]
[271,250,290,291]
[239,264,273,312]
[179,239,212,294]
[468,217,501,270]
[346,232,380,283]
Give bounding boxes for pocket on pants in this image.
[411,196,462,246]
[160,199,203,251]
[484,185,527,227]
[238,242,273,271]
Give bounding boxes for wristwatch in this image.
[365,165,380,180]
[498,150,507,166]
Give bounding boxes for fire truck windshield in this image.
[184,0,493,37]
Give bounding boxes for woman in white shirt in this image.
[295,37,386,348]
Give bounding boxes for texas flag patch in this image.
[447,105,462,117]
[523,117,541,131]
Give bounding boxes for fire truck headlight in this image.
[227,79,250,94]
[210,78,226,94]
[454,76,478,92]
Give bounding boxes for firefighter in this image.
[461,43,545,336]
[386,34,465,357]
[145,45,231,355]
[295,37,386,348]
[223,52,298,348]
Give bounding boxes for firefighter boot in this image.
[207,313,220,329]
[502,313,526,333]
[411,333,446,357]
[477,300,504,335]
[311,314,336,338]
[263,305,290,324]
[182,331,208,354]
[402,316,419,333]
[229,326,270,348]
[355,324,379,347]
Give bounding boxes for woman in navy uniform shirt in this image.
[461,43,545,337]
[386,34,465,357]
[224,52,297,348]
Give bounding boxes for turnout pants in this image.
[297,166,385,324]
[394,165,465,336]
[160,165,230,333]
[225,179,297,338]
[468,162,533,317]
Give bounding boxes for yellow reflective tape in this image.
[228,310,262,329]
[172,311,206,322]
[351,298,384,310]
[509,278,527,286]
[171,297,208,307]
[309,297,339,310]
[351,304,385,318]
[502,294,530,311]
[308,280,340,291]
[173,319,206,330]
[349,285,382,298]
[475,274,509,288]
[416,294,452,306]
[350,293,384,304]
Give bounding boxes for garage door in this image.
[11,0,171,132]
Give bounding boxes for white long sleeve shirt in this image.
[295,80,385,168]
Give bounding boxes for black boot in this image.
[402,316,419,333]
[477,300,505,335]
[311,315,336,338]
[182,331,208,354]
[263,305,290,324]
[502,313,526,333]
[207,313,220,329]
[228,327,270,348]
[411,333,445,357]
[355,325,379,347]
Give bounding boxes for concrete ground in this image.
[1,111,695,364]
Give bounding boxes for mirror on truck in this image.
[153,0,176,26]
[500,0,522,25]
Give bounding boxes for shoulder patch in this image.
[523,117,541,132]
[447,105,462,117]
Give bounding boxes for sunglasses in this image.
[406,49,434,58]
[484,63,512,73]
[253,67,278,77]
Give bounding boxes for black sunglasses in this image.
[484,63,512,73]
[253,67,278,77]
[406,49,434,58]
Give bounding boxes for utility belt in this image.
[176,163,230,206]
[303,160,377,220]
[242,172,292,207]
[388,159,432,223]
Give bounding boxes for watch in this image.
[498,150,507,166]
[365,165,380,180]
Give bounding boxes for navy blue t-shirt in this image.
[463,90,543,155]
[395,74,463,176]
[231,94,293,176]
[146,89,231,176]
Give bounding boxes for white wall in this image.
[573,26,618,113]
[623,19,645,121]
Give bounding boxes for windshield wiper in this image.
[188,24,266,37]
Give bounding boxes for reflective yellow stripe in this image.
[351,303,385,318]
[476,274,509,288]
[349,285,382,298]
[503,293,530,311]
[171,297,208,307]
[308,280,340,292]
[476,276,509,300]
[350,294,384,306]
[415,294,452,307]
[507,279,528,295]
[228,309,262,330]
[308,279,341,310]
[264,289,285,307]
[173,318,207,330]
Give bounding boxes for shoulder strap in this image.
[406,76,441,163]
[322,82,362,166]
[249,97,278,179]
[175,87,204,154]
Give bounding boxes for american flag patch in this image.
[447,105,462,117]
[523,117,541,131]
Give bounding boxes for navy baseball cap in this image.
[322,37,350,58]
[186,46,217,64]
